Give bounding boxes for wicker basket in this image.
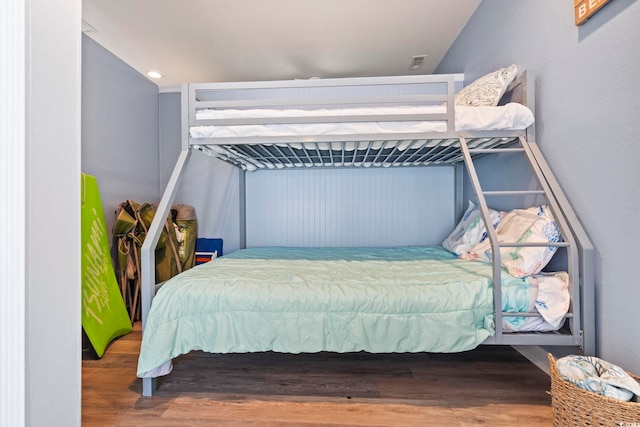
[549,353,640,426]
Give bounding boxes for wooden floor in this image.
[82,324,554,426]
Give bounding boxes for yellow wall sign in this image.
[575,0,613,25]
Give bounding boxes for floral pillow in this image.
[460,205,563,278]
[442,200,502,256]
[455,64,518,107]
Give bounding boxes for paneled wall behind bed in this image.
[245,166,455,248]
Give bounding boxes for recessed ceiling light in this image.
[147,71,162,79]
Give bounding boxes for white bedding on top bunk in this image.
[191,102,534,139]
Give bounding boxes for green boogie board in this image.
[81,173,132,357]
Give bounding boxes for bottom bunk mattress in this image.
[137,246,568,378]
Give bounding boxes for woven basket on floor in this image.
[548,353,640,426]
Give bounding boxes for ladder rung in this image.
[467,148,525,154]
[502,312,542,318]
[483,190,545,196]
[502,312,574,318]
[498,242,569,248]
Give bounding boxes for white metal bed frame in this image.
[139,71,594,396]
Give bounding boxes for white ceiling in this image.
[82,0,481,89]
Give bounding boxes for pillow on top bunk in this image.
[460,205,563,278]
[455,64,518,107]
[442,200,503,256]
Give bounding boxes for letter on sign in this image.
[574,0,613,25]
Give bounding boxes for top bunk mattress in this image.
[190,103,534,139]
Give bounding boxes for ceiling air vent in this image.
[409,55,428,70]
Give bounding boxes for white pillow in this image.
[455,64,518,107]
[461,205,563,278]
[442,200,502,256]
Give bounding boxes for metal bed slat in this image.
[409,139,448,164]
[341,141,349,167]
[425,139,462,164]
[300,145,314,167]
[381,141,402,165]
[272,144,295,168]
[360,142,375,166]
[370,141,389,166]
[232,145,273,169]
[314,143,325,168]
[395,140,420,165]
[395,141,417,165]
[285,144,307,168]
[400,140,436,164]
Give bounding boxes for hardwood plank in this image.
[161,396,460,427]
[454,403,552,427]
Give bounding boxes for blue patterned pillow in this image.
[461,205,563,278]
[442,200,502,256]
[455,65,518,107]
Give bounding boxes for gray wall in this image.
[436,0,640,372]
[82,35,160,236]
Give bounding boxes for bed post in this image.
[140,148,191,396]
[239,169,246,249]
[454,163,465,222]
[523,71,535,142]
[505,70,535,142]
[140,83,193,396]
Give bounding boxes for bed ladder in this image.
[459,135,594,355]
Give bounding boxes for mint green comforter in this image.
[137,246,531,377]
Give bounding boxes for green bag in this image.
[81,174,132,357]
[113,200,197,322]
[172,204,198,271]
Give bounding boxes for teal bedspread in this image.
[137,246,532,377]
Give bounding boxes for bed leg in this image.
[142,377,157,396]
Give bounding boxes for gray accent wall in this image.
[436,0,640,372]
[82,35,160,236]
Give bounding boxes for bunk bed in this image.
[138,67,595,396]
